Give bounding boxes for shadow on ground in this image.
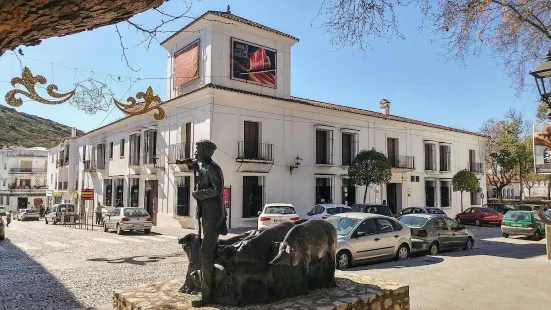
[87,252,183,266]
[0,239,83,310]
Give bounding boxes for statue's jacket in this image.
[192,160,225,223]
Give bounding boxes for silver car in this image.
[326,212,411,270]
[17,209,39,221]
[399,214,475,255]
[103,207,153,235]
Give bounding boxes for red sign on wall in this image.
[223,187,231,209]
[174,40,200,88]
[81,189,94,200]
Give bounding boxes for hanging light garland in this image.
[70,78,112,114]
[112,86,165,120]
[5,67,76,107]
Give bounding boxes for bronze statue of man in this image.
[185,140,227,307]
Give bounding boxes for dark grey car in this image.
[399,214,475,255]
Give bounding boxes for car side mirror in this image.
[257,211,262,216]
[356,231,366,238]
[459,225,465,230]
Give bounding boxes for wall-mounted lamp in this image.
[289,156,303,175]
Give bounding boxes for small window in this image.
[390,219,403,231]
[120,139,125,158]
[401,208,413,215]
[376,218,395,233]
[357,219,377,235]
[113,208,121,216]
[109,142,114,160]
[444,218,460,230]
[433,218,448,230]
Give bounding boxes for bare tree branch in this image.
[115,25,141,72]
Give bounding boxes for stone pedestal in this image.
[113,274,409,310]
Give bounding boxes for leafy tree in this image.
[525,173,547,198]
[452,170,479,212]
[535,102,551,198]
[316,0,551,92]
[348,149,392,203]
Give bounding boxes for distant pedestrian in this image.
[39,205,45,218]
[95,202,103,225]
[6,211,12,227]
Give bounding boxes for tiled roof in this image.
[487,175,520,184]
[160,10,299,46]
[84,83,487,139]
[206,84,488,138]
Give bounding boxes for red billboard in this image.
[223,187,231,209]
[174,40,200,88]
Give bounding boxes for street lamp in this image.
[529,50,551,118]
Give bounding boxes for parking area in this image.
[341,225,550,310]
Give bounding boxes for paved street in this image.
[0,221,550,310]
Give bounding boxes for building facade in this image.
[0,146,48,212]
[47,10,488,228]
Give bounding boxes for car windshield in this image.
[25,209,36,214]
[503,211,532,221]
[518,205,535,211]
[481,208,498,213]
[426,208,444,214]
[327,207,352,215]
[326,216,360,236]
[264,206,296,214]
[123,208,150,217]
[399,215,429,227]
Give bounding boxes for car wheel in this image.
[429,242,439,255]
[475,219,481,226]
[53,220,57,225]
[144,229,151,235]
[116,224,123,235]
[456,217,461,224]
[502,233,509,238]
[0,233,4,240]
[103,223,108,232]
[395,244,410,261]
[533,230,541,241]
[336,250,351,270]
[463,237,474,250]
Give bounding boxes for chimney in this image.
[71,127,77,138]
[380,99,390,115]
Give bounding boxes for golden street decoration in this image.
[112,86,165,120]
[5,67,76,107]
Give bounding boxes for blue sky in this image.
[0,0,542,133]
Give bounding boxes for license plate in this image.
[274,219,284,223]
[511,223,521,227]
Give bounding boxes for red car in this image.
[456,207,503,226]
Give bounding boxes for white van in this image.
[45,203,79,224]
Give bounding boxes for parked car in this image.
[501,210,547,240]
[517,204,548,212]
[103,207,152,235]
[0,206,6,217]
[257,203,301,230]
[326,212,411,269]
[398,207,446,216]
[0,217,5,240]
[399,214,474,255]
[351,204,394,217]
[455,207,503,226]
[306,204,352,220]
[45,203,79,224]
[484,203,515,214]
[17,209,39,221]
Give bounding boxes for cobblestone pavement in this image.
[0,221,549,310]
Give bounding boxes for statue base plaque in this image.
[112,273,409,310]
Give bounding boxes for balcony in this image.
[6,184,47,193]
[83,160,96,172]
[8,168,46,174]
[389,155,415,170]
[168,142,192,164]
[5,150,48,157]
[468,162,484,173]
[237,142,274,162]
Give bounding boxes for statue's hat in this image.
[196,139,217,150]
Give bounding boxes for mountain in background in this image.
[0,105,84,148]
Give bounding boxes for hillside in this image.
[0,105,84,148]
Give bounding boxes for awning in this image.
[34,198,43,202]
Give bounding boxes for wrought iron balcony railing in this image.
[8,168,46,174]
[237,142,274,162]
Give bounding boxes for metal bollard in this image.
[546,225,551,260]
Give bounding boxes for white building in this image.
[47,9,487,228]
[0,146,48,212]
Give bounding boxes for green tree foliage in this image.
[480,109,531,202]
[348,149,392,203]
[452,170,479,212]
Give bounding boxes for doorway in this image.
[425,180,436,207]
[144,180,158,225]
[17,197,28,210]
[386,183,402,214]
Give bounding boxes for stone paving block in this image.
[113,275,409,310]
